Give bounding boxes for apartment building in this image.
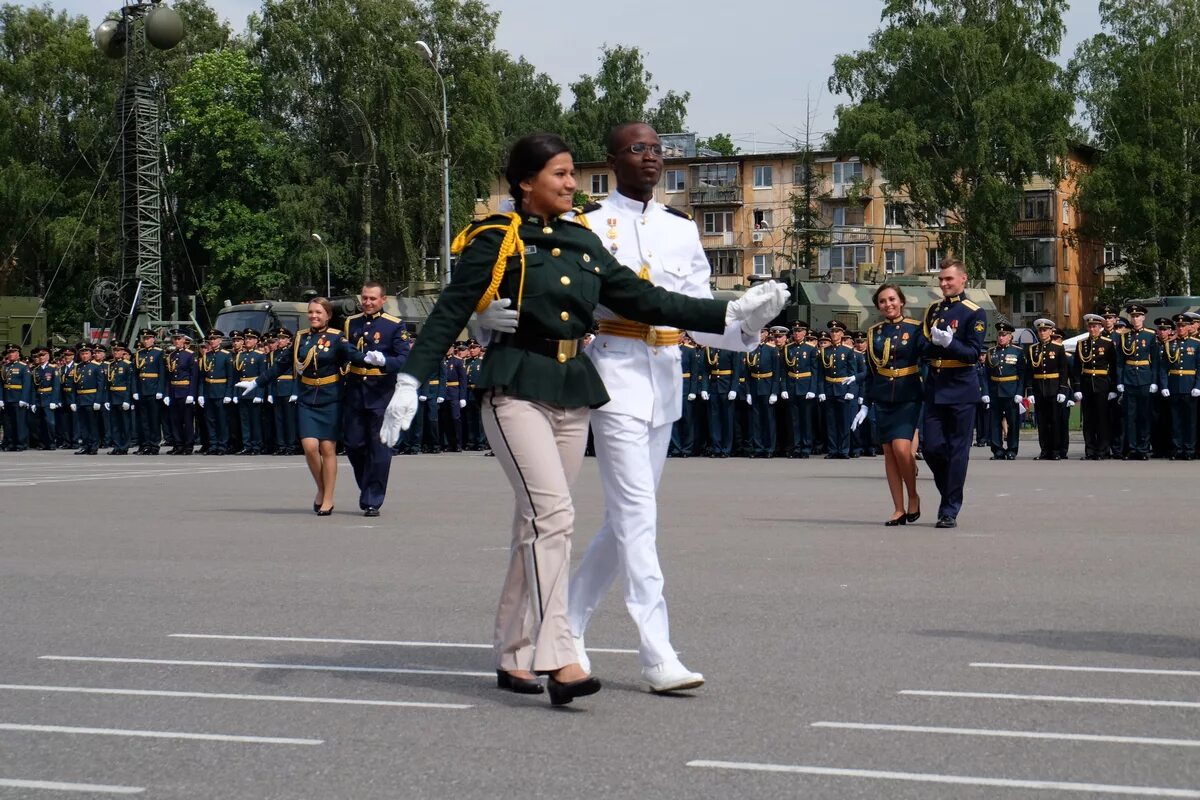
[472,144,1101,328]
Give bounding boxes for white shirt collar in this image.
[608,189,657,216]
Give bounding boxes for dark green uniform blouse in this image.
[403,213,730,408]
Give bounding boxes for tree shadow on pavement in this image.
[914,629,1200,660]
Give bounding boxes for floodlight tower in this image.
[95,1,184,339]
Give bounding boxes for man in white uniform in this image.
[565,123,786,691]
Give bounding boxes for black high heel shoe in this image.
[905,505,921,524]
[496,670,544,695]
[316,505,334,516]
[885,513,907,527]
[547,674,602,706]
[313,503,320,513]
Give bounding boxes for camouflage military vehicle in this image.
[0,296,48,349]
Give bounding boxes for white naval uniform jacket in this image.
[580,190,759,427]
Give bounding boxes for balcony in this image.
[1010,266,1056,286]
[689,185,743,206]
[1013,219,1057,237]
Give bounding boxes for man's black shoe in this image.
[935,516,957,529]
[363,507,380,518]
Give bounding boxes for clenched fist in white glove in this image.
[92,402,101,411]
[289,395,298,403]
[475,297,519,334]
[844,392,854,401]
[851,405,868,431]
[363,350,387,367]
[185,395,195,405]
[197,395,206,408]
[1107,392,1118,400]
[780,391,789,400]
[155,392,163,401]
[133,393,139,401]
[103,402,110,411]
[436,396,444,404]
[687,393,696,401]
[805,391,815,400]
[380,373,421,446]
[1073,391,1083,402]
[70,403,77,412]
[19,400,29,409]
[1150,384,1158,393]
[745,394,753,406]
[1192,388,1200,398]
[1026,395,1036,406]
[1161,388,1170,398]
[49,402,58,411]
[700,391,709,401]
[28,404,37,414]
[981,395,990,405]
[768,393,778,405]
[1014,394,1024,405]
[223,397,232,405]
[725,280,791,336]
[818,393,826,402]
[929,323,954,348]
[251,397,262,404]
[726,390,737,401]
[1066,399,1076,407]
[459,398,467,408]
[121,402,130,411]
[1055,393,1066,404]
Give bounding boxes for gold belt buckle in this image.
[643,326,658,346]
[556,339,578,363]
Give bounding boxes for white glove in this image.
[185,395,194,405]
[687,393,696,401]
[843,375,856,386]
[1067,399,1076,407]
[28,404,37,414]
[267,395,274,404]
[155,392,163,400]
[1107,392,1118,400]
[363,350,387,367]
[459,398,467,408]
[844,392,854,401]
[197,395,206,408]
[70,403,77,411]
[851,405,868,431]
[1026,395,1035,406]
[163,395,171,407]
[1055,393,1066,404]
[475,297,519,334]
[929,323,954,347]
[235,380,256,397]
[133,393,139,401]
[19,400,29,409]
[1017,400,1026,415]
[92,402,101,411]
[780,391,789,400]
[419,395,427,402]
[103,402,111,411]
[436,396,444,404]
[1150,384,1158,393]
[859,396,865,405]
[981,395,990,404]
[49,402,58,410]
[726,390,736,401]
[1192,388,1200,398]
[223,397,232,405]
[700,391,709,401]
[818,393,826,402]
[252,397,262,404]
[232,396,238,404]
[380,373,421,445]
[0,400,5,410]
[805,391,815,400]
[725,280,790,335]
[1161,388,1170,398]
[768,393,778,405]
[121,402,130,411]
[289,394,298,403]
[1073,392,1082,402]
[1014,394,1024,405]
[745,394,753,406]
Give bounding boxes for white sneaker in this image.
[641,660,704,693]
[573,636,591,673]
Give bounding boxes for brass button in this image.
[557,353,567,363]
[560,276,571,286]
[551,247,561,257]
[594,267,600,273]
[582,253,591,263]
[542,226,553,234]
[560,311,569,321]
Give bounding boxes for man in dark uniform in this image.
[1024,319,1071,460]
[439,342,469,452]
[165,331,198,455]
[342,281,410,516]
[198,329,233,455]
[1098,306,1125,457]
[462,338,485,450]
[1115,304,1159,460]
[234,329,267,454]
[1,344,32,450]
[702,345,739,457]
[1052,328,1073,459]
[745,327,781,457]
[106,342,135,454]
[56,346,76,448]
[849,330,875,457]
[133,328,166,454]
[1070,313,1117,459]
[782,322,818,457]
[30,346,60,450]
[1151,316,1176,458]
[669,333,702,457]
[70,344,106,454]
[1159,313,1199,459]
[984,322,1024,459]
[921,258,987,528]
[819,320,858,459]
[269,327,298,455]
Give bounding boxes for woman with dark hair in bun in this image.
[380,132,785,706]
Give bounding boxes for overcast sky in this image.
[57,0,1102,152]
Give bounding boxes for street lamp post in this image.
[414,40,452,288]
[311,233,331,297]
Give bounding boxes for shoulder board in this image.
[903,317,921,325]
[345,313,362,323]
[962,299,981,311]
[575,202,603,215]
[1100,335,1114,341]
[663,205,693,221]
[326,329,341,336]
[381,313,401,323]
[561,216,593,231]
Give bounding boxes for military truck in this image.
[0,296,48,348]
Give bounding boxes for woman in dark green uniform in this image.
[862,284,925,526]
[239,298,377,515]
[380,133,784,706]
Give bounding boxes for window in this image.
[753,254,773,275]
[821,244,872,281]
[590,173,609,195]
[885,250,906,274]
[832,206,864,227]
[884,203,909,228]
[695,163,738,187]
[665,169,685,193]
[1063,291,1071,318]
[793,163,810,185]
[1103,244,1123,266]
[1022,192,1051,220]
[1061,199,1070,225]
[1014,239,1054,268]
[832,161,863,187]
[707,249,741,276]
[926,248,944,272]
[1021,291,1044,314]
[752,209,774,229]
[702,211,734,234]
[753,165,773,188]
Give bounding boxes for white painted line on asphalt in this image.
[812,721,1200,748]
[0,723,321,746]
[0,778,144,794]
[0,464,298,485]
[0,683,472,710]
[900,690,1200,709]
[972,662,1200,677]
[686,761,1200,797]
[40,655,493,678]
[169,632,642,655]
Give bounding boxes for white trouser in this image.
[568,409,674,668]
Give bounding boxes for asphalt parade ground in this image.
[2,443,1198,799]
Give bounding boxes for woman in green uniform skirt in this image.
[862,284,925,526]
[238,297,379,515]
[380,133,786,706]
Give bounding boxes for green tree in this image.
[780,105,829,287]
[1071,0,1200,296]
[827,0,1074,279]
[697,133,739,155]
[494,52,563,147]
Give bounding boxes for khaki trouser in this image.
[481,390,590,672]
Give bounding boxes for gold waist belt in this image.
[348,365,384,377]
[138,372,159,378]
[929,359,971,369]
[877,365,919,378]
[205,378,227,384]
[446,381,460,386]
[751,372,774,379]
[37,387,53,392]
[681,373,691,378]
[1169,369,1196,376]
[77,389,97,395]
[788,371,812,379]
[428,380,441,385]
[1082,368,1109,376]
[991,375,1019,382]
[825,376,850,383]
[1034,373,1061,379]
[170,380,190,386]
[4,384,22,390]
[301,374,338,387]
[109,386,128,392]
[1126,359,1150,366]
[277,375,293,380]
[597,319,682,347]
[710,369,732,376]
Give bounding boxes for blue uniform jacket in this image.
[266,350,296,400]
[134,346,166,398]
[921,294,987,404]
[864,318,925,404]
[235,350,268,401]
[703,347,741,395]
[745,341,782,397]
[343,312,410,410]
[818,343,859,400]
[33,363,60,407]
[441,355,468,404]
[985,344,1026,399]
[259,328,370,405]
[2,361,33,404]
[420,364,446,402]
[679,344,703,397]
[71,361,107,405]
[107,359,135,404]
[1159,337,1200,394]
[166,349,198,400]
[782,342,818,396]
[200,349,234,400]
[1115,328,1159,387]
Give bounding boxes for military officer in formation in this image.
[133,328,166,454]
[782,322,819,458]
[2,343,33,450]
[984,321,1025,459]
[820,319,861,459]
[1024,318,1071,460]
[1071,313,1118,459]
[30,345,60,450]
[745,327,782,457]
[1116,303,1159,459]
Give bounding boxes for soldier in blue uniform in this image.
[849,330,875,457]
[1023,319,1071,460]
[1098,306,1125,456]
[462,338,485,450]
[1150,317,1176,458]
[437,343,468,453]
[234,329,267,454]
[105,342,135,454]
[669,334,703,457]
[341,282,411,516]
[984,322,1025,459]
[1159,313,1199,459]
[416,360,445,453]
[69,344,106,454]
[782,322,818,458]
[56,347,76,448]
[818,320,859,459]
[30,346,60,450]
[165,331,199,455]
[702,345,739,457]
[91,345,113,447]
[2,344,33,450]
[1071,313,1117,459]
[269,328,299,455]
[1053,328,1074,459]
[198,329,234,455]
[133,329,166,455]
[921,259,987,528]
[743,328,781,457]
[1115,304,1159,459]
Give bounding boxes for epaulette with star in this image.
[663,205,693,221]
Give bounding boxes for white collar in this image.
[608,189,657,216]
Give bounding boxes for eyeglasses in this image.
[613,142,664,157]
